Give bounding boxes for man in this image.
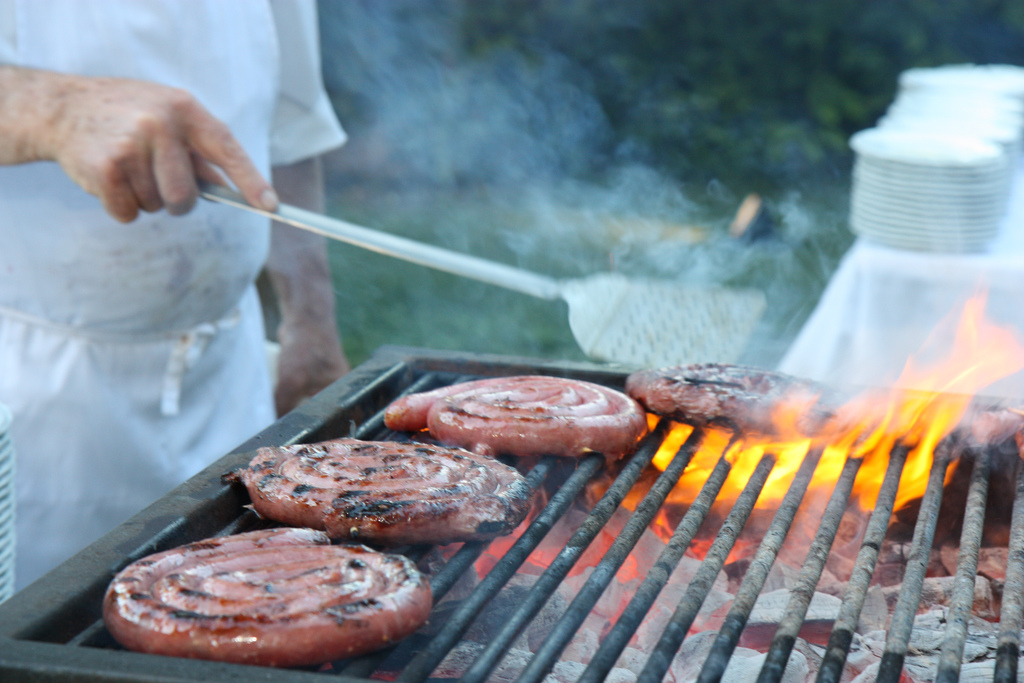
[0,0,349,588]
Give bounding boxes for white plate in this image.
[898,64,1024,101]
[853,158,1009,185]
[849,216,1000,243]
[851,189,1010,215]
[851,201,1007,227]
[851,227,995,253]
[850,216,998,245]
[853,172,1009,197]
[850,199,1006,227]
[851,228,999,249]
[855,152,1011,174]
[852,166,1011,194]
[850,128,1005,167]
[849,207,1003,236]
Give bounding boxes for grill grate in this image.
[817,444,908,683]
[694,446,825,683]
[996,464,1024,683]
[0,345,1021,682]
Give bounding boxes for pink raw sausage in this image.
[384,375,648,461]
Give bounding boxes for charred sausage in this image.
[103,528,432,667]
[625,363,832,435]
[229,439,533,545]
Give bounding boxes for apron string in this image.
[0,304,242,416]
[160,309,242,416]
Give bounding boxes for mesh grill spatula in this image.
[200,182,766,368]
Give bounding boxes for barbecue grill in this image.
[0,345,1020,682]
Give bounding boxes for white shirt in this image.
[0,0,345,589]
[0,0,345,166]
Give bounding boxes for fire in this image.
[441,290,1024,683]
[839,290,1024,510]
[469,291,1024,588]
[648,290,1024,530]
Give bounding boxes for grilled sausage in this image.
[384,375,648,460]
[625,363,832,435]
[230,439,533,545]
[103,528,432,667]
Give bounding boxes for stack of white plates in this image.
[849,128,1010,252]
[0,404,13,602]
[848,64,1024,253]
[881,83,1024,170]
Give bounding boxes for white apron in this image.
[0,0,281,589]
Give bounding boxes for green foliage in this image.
[316,1,1024,367]
[460,0,1024,186]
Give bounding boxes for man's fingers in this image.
[122,150,163,214]
[181,105,277,211]
[97,169,141,223]
[48,79,274,221]
[129,175,163,214]
[152,138,198,216]
[192,154,228,188]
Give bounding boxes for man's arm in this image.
[268,157,350,415]
[0,65,277,221]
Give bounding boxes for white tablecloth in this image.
[778,161,1024,400]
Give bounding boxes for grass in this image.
[324,173,854,370]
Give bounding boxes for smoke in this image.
[318,0,614,189]
[315,0,850,368]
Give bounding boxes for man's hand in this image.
[268,158,350,415]
[0,65,277,222]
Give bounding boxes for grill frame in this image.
[0,345,638,682]
[0,344,1019,682]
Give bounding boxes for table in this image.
[777,161,1024,400]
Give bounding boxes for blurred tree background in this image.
[313,0,1024,368]
[458,0,1024,187]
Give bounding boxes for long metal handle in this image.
[199,181,562,300]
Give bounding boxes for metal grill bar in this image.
[817,444,909,683]
[877,437,956,683]
[755,451,864,683]
[393,452,607,682]
[514,424,705,683]
[696,446,824,683]
[579,437,739,683]
[336,546,485,679]
[636,452,778,683]
[458,424,669,683]
[995,458,1024,683]
[935,446,991,683]
[351,372,450,438]
[335,457,557,679]
[278,372,498,681]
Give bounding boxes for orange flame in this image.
[473,291,1024,582]
[840,290,1024,509]
[650,289,1024,525]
